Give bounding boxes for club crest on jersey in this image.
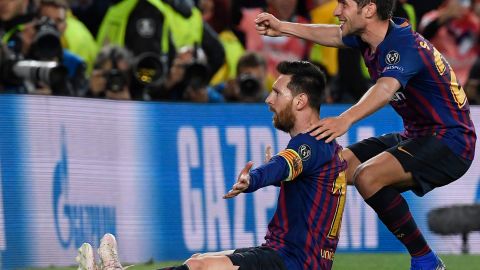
[298,144,311,161]
[385,50,400,65]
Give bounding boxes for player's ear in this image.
[364,2,377,18]
[295,93,308,110]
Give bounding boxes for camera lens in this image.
[30,17,62,61]
[106,69,128,92]
[184,62,210,90]
[238,74,261,97]
[134,53,166,84]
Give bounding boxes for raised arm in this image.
[255,12,344,48]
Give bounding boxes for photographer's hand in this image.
[34,82,52,95]
[89,70,106,96]
[106,88,131,100]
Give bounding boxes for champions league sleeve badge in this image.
[298,144,311,161]
[385,50,400,65]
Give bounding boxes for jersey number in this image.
[328,171,346,239]
[433,47,467,108]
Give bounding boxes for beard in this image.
[273,102,295,133]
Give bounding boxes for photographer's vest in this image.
[309,0,339,76]
[96,0,170,54]
[2,24,25,55]
[62,11,98,75]
[162,3,203,49]
[210,30,245,85]
[97,0,204,55]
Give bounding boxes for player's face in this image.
[334,0,368,36]
[266,75,296,133]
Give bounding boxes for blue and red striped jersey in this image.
[246,133,347,270]
[342,17,476,160]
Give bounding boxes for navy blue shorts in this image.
[226,246,287,270]
[347,133,472,196]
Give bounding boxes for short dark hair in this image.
[276,61,326,112]
[354,0,396,20]
[237,51,266,74]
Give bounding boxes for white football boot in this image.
[76,243,98,270]
[98,233,123,270]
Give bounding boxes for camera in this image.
[103,50,167,93]
[0,17,68,93]
[29,16,63,61]
[238,73,262,97]
[0,43,67,93]
[133,52,168,86]
[105,69,128,93]
[12,60,67,89]
[183,61,210,90]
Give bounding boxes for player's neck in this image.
[290,111,319,137]
[360,19,390,52]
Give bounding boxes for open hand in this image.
[223,161,254,199]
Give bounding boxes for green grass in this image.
[30,253,480,270]
[333,253,480,269]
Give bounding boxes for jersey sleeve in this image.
[379,40,423,88]
[279,133,331,181]
[342,35,362,48]
[244,155,290,193]
[245,134,334,193]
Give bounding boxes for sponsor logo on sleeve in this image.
[384,65,404,72]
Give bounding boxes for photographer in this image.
[86,45,132,100]
[38,0,89,96]
[223,51,268,103]
[96,0,225,93]
[1,16,75,95]
[1,3,87,96]
[40,0,98,75]
[149,45,224,103]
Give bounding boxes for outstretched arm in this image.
[223,154,291,198]
[255,12,344,48]
[310,77,401,142]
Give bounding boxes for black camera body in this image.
[183,61,210,90]
[105,69,128,93]
[238,73,262,97]
[29,16,63,61]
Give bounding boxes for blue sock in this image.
[411,251,444,269]
[412,251,436,263]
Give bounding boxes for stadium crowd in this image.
[0,0,480,103]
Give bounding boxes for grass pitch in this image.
[34,253,480,270]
